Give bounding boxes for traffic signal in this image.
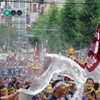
[4,10,22,16]
[4,10,10,16]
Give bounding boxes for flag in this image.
[85,23,100,72]
[14,53,16,61]
[46,40,49,53]
[34,42,39,57]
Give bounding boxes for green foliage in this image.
[74,0,100,48]
[0,24,18,52]
[59,0,78,49]
[28,4,60,52]
[28,0,100,53]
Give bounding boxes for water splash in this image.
[29,53,87,100]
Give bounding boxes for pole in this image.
[26,37,29,58]
[7,27,10,52]
[18,33,22,59]
[80,42,82,61]
[29,29,59,31]
[0,2,1,26]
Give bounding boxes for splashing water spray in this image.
[18,53,87,100]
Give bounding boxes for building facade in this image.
[12,0,27,34]
[27,0,44,26]
[27,0,66,25]
[0,1,12,24]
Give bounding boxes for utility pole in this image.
[0,2,1,26]
[5,1,10,52]
[7,26,10,52]
[26,37,29,58]
[18,33,22,60]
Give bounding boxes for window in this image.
[14,3,19,8]
[33,4,37,12]
[20,20,25,30]
[20,3,25,7]
[14,20,19,30]
[39,0,44,4]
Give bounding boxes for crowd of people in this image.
[0,53,100,100]
[0,74,100,100]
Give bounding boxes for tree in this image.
[28,2,79,53]
[0,24,18,52]
[28,0,100,53]
[57,0,78,49]
[74,0,100,49]
[28,4,60,52]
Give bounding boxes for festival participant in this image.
[43,83,53,100]
[94,82,99,91]
[0,81,3,87]
[84,78,94,91]
[15,81,21,90]
[84,87,96,100]
[96,89,100,100]
[62,83,72,100]
[24,81,32,89]
[8,87,16,95]
[3,77,9,89]
[82,78,95,100]
[46,79,66,100]
[69,83,76,98]
[23,81,39,100]
[0,91,19,100]
[0,85,8,96]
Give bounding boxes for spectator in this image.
[0,85,8,96]
[0,91,19,100]
[43,83,53,100]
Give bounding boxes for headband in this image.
[65,83,70,87]
[96,89,100,94]
[24,84,32,88]
[84,87,95,95]
[46,83,52,87]
[0,87,7,92]
[53,80,63,90]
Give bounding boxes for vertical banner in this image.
[85,23,100,72]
